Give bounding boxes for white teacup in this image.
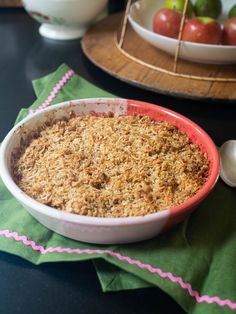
[22,0,108,40]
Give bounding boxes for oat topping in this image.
[13,115,209,218]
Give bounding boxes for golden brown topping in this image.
[13,115,209,218]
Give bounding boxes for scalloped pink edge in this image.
[29,69,75,114]
[0,229,235,310]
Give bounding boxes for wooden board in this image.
[82,12,236,101]
[0,0,22,6]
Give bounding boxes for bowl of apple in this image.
[128,0,236,64]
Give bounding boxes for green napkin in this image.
[1,64,236,314]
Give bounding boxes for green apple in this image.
[165,0,193,17]
[194,0,222,19]
[228,4,236,19]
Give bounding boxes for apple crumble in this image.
[13,115,209,217]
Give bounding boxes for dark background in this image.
[0,3,235,314]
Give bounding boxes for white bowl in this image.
[128,0,236,64]
[0,98,219,244]
[22,0,108,40]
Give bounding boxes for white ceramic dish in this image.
[128,0,236,64]
[0,98,219,244]
[22,0,108,40]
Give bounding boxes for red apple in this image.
[182,17,222,45]
[223,17,236,45]
[153,8,182,39]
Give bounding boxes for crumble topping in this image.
[13,115,209,217]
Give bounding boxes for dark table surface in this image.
[0,7,236,314]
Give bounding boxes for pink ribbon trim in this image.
[29,69,75,114]
[0,229,236,310]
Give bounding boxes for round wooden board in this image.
[82,13,236,101]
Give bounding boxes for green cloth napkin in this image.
[1,64,236,314]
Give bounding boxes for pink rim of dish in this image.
[127,99,220,230]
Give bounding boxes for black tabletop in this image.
[0,7,236,314]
